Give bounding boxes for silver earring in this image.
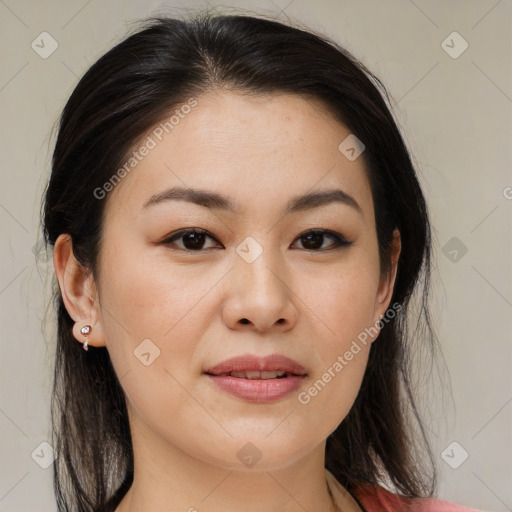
[81,325,92,351]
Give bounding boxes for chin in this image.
[194,434,319,473]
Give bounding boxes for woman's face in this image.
[84,91,399,470]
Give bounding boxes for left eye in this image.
[291,229,352,251]
[161,229,352,252]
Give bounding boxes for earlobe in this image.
[72,321,92,350]
[53,234,106,348]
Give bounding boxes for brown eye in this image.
[292,230,352,251]
[161,228,352,253]
[161,229,221,251]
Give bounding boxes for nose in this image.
[221,249,298,333]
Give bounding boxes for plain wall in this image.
[0,0,510,511]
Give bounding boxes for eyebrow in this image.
[142,186,363,216]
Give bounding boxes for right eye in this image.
[160,228,223,252]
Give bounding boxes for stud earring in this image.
[80,325,92,351]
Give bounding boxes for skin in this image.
[54,90,401,512]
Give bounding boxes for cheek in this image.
[100,244,211,340]
[300,260,379,347]
[96,243,220,393]
[97,249,212,428]
[290,254,378,413]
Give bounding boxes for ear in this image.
[372,228,401,327]
[53,234,106,348]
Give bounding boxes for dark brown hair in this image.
[42,10,443,512]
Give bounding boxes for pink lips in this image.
[204,354,307,403]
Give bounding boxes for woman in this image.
[42,11,483,512]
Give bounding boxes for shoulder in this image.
[352,482,486,512]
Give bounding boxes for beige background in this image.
[0,0,511,511]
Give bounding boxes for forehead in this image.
[104,90,374,223]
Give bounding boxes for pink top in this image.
[353,483,485,512]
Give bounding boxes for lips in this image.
[228,370,287,379]
[204,354,307,403]
[205,354,307,377]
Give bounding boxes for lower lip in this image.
[205,374,305,403]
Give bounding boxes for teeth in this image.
[246,370,263,379]
[229,370,287,379]
[261,371,286,379]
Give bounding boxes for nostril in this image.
[240,318,249,324]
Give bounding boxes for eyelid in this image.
[291,229,353,250]
[160,228,221,248]
[159,228,353,252]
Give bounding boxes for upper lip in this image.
[205,354,307,376]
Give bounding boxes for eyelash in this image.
[160,228,353,252]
